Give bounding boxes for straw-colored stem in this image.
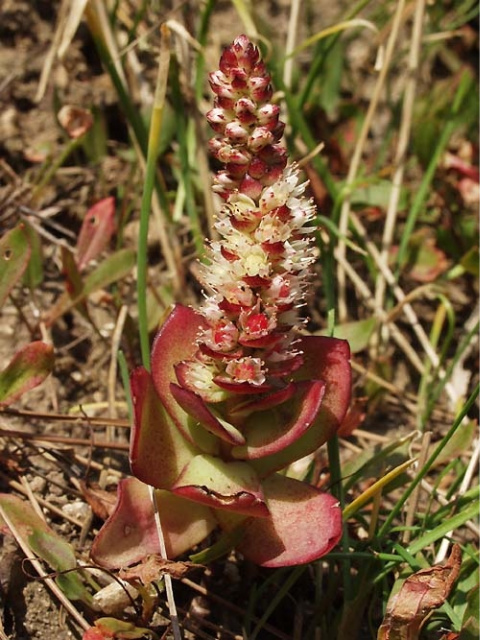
[149,485,182,640]
[336,0,407,321]
[374,0,427,312]
[283,0,302,90]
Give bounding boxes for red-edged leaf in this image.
[231,380,325,460]
[229,382,296,419]
[76,197,116,271]
[252,335,351,476]
[172,454,269,518]
[91,477,216,569]
[150,305,218,453]
[170,383,245,445]
[0,342,54,406]
[129,368,196,489]
[0,225,31,307]
[212,376,274,394]
[218,474,342,568]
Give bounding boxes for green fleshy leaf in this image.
[0,225,31,307]
[317,317,377,354]
[130,367,197,489]
[46,248,135,325]
[0,493,91,604]
[22,223,43,289]
[85,617,159,640]
[172,454,269,517]
[150,304,218,453]
[348,179,408,209]
[0,342,54,406]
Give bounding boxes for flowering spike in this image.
[177,36,322,398]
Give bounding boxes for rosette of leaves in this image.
[92,36,351,569]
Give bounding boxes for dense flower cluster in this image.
[181,35,318,398]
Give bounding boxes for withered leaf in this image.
[78,480,118,521]
[119,554,203,584]
[378,545,462,640]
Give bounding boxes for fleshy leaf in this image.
[231,380,325,459]
[0,342,54,406]
[91,477,216,569]
[0,225,31,307]
[229,382,296,419]
[76,197,116,271]
[0,493,91,603]
[172,454,269,517]
[217,473,342,568]
[378,545,461,640]
[46,248,135,325]
[252,335,351,476]
[150,305,218,453]
[170,383,245,445]
[83,618,158,640]
[317,317,377,354]
[129,368,196,489]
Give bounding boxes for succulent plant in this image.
[92,35,351,569]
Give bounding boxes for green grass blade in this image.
[377,383,480,538]
[396,71,474,270]
[137,25,171,370]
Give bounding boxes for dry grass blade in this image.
[149,486,182,640]
[336,0,407,321]
[374,0,427,311]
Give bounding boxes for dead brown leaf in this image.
[377,545,462,640]
[119,554,204,585]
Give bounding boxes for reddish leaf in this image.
[83,628,107,640]
[91,477,216,569]
[337,397,368,437]
[231,380,326,460]
[378,545,462,640]
[252,335,351,476]
[76,197,116,271]
[0,225,31,307]
[217,473,342,567]
[150,304,218,453]
[130,368,197,489]
[82,618,157,640]
[172,454,269,517]
[229,383,297,419]
[0,342,54,406]
[169,383,245,445]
